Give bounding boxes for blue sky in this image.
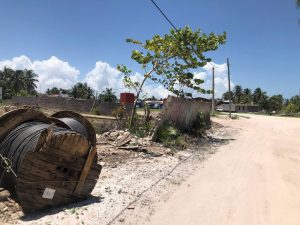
[0,0,299,98]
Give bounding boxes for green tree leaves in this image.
[268,95,284,112]
[119,26,226,98]
[98,88,117,102]
[285,103,298,114]
[69,82,94,99]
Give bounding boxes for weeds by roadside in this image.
[153,121,186,150]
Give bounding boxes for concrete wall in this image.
[93,102,133,116]
[6,96,133,115]
[161,96,211,131]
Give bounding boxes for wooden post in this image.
[227,58,232,118]
[212,67,215,115]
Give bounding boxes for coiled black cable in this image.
[56,118,88,138]
[0,122,79,177]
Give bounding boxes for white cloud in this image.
[0,56,233,99]
[200,62,234,98]
[194,71,207,80]
[0,55,32,70]
[84,61,171,99]
[166,62,233,99]
[0,55,80,92]
[84,61,122,92]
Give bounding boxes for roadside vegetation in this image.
[223,85,300,116]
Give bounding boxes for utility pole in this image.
[212,67,215,115]
[227,58,232,118]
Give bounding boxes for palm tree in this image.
[24,69,38,95]
[253,87,262,105]
[0,67,15,99]
[0,67,14,81]
[10,70,25,95]
[233,85,243,104]
[241,88,253,104]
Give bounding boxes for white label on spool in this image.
[42,188,56,199]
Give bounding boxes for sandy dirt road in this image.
[148,115,300,225]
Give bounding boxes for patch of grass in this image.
[91,107,101,115]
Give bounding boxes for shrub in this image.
[189,112,211,137]
[154,121,186,150]
[91,107,101,115]
[112,105,128,129]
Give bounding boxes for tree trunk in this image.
[129,76,148,129]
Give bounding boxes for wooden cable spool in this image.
[0,109,102,213]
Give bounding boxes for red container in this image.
[120,93,135,104]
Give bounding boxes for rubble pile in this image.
[98,130,153,147]
[96,130,171,159]
[0,188,22,224]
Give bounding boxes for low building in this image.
[216,100,235,112]
[235,104,259,113]
[216,101,260,113]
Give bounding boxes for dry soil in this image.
[146,114,300,225]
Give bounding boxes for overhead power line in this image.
[150,0,178,31]
[149,0,225,69]
[208,62,227,69]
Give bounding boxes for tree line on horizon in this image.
[0,66,118,102]
[1,66,299,114]
[46,85,118,102]
[222,85,300,114]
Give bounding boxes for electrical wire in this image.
[150,0,178,31]
[149,0,228,70]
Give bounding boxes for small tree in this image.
[46,87,60,95]
[285,103,298,114]
[118,26,226,128]
[69,82,94,99]
[98,88,117,102]
[268,95,284,113]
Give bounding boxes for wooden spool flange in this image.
[51,111,96,146]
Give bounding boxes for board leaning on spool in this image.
[0,109,102,213]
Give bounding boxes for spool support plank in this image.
[74,146,97,196]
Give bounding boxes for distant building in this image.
[235,104,259,113]
[217,101,259,113]
[216,100,235,112]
